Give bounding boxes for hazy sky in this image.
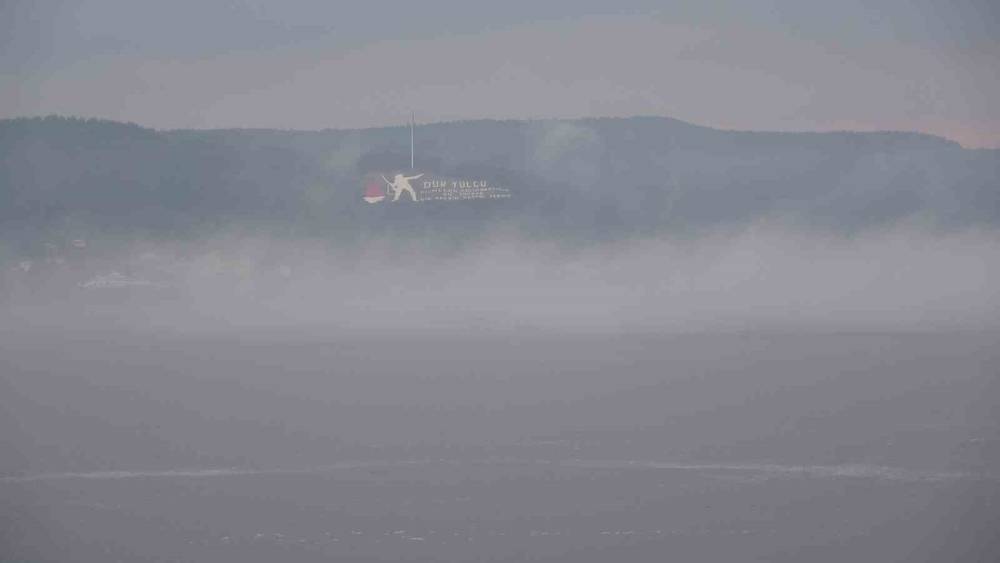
[2,0,998,147]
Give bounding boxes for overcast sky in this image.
[2,0,998,147]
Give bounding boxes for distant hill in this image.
[1,115,996,250]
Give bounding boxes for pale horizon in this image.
[3,2,998,148]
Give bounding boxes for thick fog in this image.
[4,226,1000,562]
[4,1,1000,558]
[3,225,999,334]
[3,113,999,563]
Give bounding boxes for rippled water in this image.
[3,330,999,561]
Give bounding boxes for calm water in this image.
[3,330,999,561]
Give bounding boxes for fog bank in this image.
[4,225,998,334]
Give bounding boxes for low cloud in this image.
[5,225,999,334]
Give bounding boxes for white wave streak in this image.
[563,460,990,482]
[0,461,425,484]
[1,459,993,484]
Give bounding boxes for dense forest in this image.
[1,115,997,257]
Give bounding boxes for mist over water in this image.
[4,224,999,334]
[3,0,1000,557]
[4,211,1000,559]
[3,117,999,562]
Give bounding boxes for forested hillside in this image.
[2,115,997,255]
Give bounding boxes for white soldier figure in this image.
[382,173,423,202]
